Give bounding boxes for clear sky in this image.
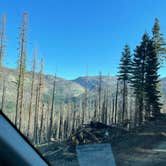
[1,0,166,79]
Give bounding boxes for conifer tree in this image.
[152,18,166,65]
[132,33,149,125]
[145,39,162,118]
[118,44,132,122]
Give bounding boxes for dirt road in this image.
[38,115,166,166]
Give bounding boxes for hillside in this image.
[0,67,85,113]
[0,67,166,113]
[73,76,117,91]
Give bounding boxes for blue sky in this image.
[1,0,166,79]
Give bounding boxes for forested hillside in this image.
[0,13,165,155]
[1,67,166,116]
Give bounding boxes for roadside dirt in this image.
[38,115,166,166]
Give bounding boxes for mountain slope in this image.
[0,67,85,113]
[0,67,166,113]
[73,76,117,92]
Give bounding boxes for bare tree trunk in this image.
[33,86,39,144]
[46,100,51,142]
[33,59,43,144]
[27,49,36,138]
[98,72,102,122]
[48,75,56,142]
[72,109,76,134]
[58,107,63,140]
[15,13,27,129]
[122,80,127,122]
[0,14,6,67]
[112,98,115,123]
[115,80,119,124]
[93,99,98,121]
[1,78,6,112]
[39,103,44,143]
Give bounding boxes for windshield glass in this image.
[0,1,166,166]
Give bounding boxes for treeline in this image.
[0,14,165,145]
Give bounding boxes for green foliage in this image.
[145,39,162,117]
[152,18,166,65]
[118,44,132,81]
[118,44,132,122]
[132,32,162,124]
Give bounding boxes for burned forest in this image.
[0,12,166,166]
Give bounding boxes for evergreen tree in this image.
[132,33,149,125]
[132,33,162,125]
[118,44,132,122]
[145,39,162,118]
[152,18,166,65]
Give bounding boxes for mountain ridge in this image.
[0,66,166,113]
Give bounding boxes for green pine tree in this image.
[132,33,149,125]
[118,44,132,122]
[145,39,162,118]
[152,18,166,65]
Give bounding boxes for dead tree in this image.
[81,69,89,125]
[15,13,27,130]
[1,78,6,112]
[39,103,44,143]
[27,48,36,138]
[81,96,87,125]
[58,105,64,140]
[48,74,56,142]
[72,107,76,134]
[33,59,43,144]
[46,99,51,142]
[114,79,119,124]
[93,99,98,121]
[0,14,6,67]
[98,72,102,122]
[111,97,115,123]
[64,106,69,139]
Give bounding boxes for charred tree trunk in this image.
[1,78,6,112]
[27,49,36,138]
[72,109,76,134]
[33,59,43,144]
[58,108,63,140]
[98,72,102,122]
[15,13,27,130]
[114,80,119,124]
[0,14,6,67]
[48,75,56,142]
[39,103,44,143]
[112,98,115,123]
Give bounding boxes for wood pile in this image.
[68,122,128,145]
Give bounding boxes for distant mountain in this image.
[161,77,166,98]
[0,67,166,113]
[0,67,85,113]
[73,76,117,92]
[74,76,166,95]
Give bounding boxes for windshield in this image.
[0,1,166,166]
